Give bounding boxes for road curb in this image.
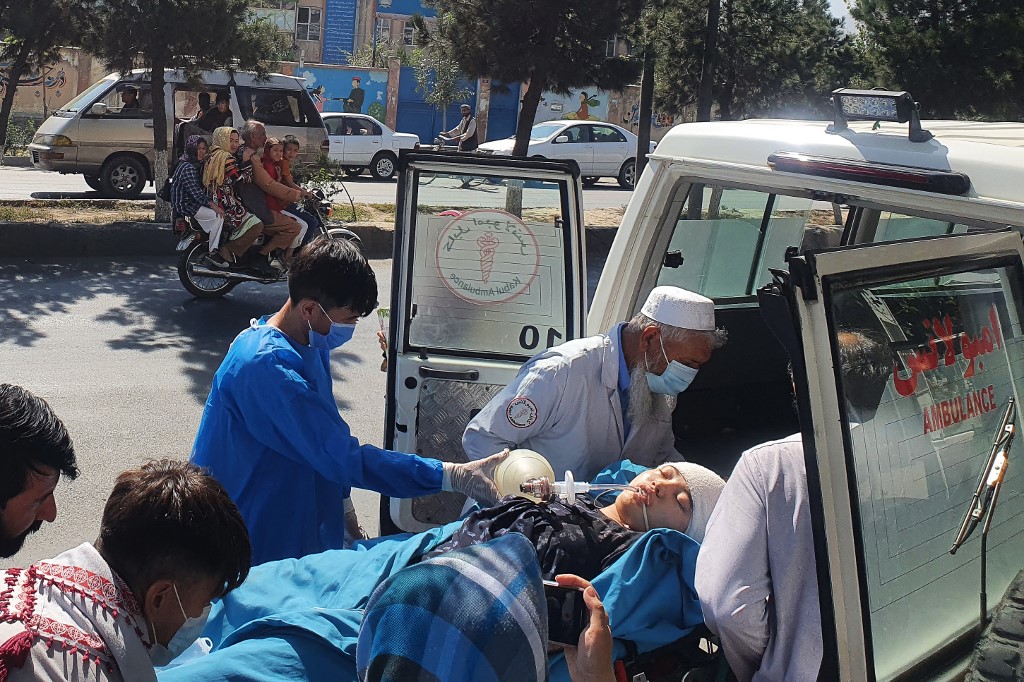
[0,221,618,260]
[0,156,32,168]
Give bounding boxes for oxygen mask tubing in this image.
[520,470,650,532]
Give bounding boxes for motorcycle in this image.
[174,189,361,298]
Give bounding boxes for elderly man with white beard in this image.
[463,286,727,481]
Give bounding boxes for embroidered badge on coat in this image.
[506,396,538,428]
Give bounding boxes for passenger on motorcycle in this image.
[235,120,303,275]
[202,127,266,270]
[280,136,324,245]
[262,138,307,265]
[171,136,223,237]
[171,135,239,269]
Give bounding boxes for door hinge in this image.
[785,246,817,301]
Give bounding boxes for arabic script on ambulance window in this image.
[829,267,1024,680]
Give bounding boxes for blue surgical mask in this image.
[308,302,356,350]
[645,335,699,396]
[147,584,213,666]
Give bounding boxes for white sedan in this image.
[477,120,655,188]
[322,113,419,180]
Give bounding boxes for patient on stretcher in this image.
[423,462,725,580]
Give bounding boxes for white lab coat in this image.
[462,325,678,480]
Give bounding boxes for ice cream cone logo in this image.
[435,209,540,305]
[477,232,500,283]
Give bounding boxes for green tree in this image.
[417,0,642,156]
[0,0,85,157]
[852,0,1024,119]
[344,38,414,68]
[411,12,472,132]
[639,0,858,120]
[81,4,282,219]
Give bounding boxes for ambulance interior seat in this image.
[668,226,842,474]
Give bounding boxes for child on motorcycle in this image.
[262,138,308,265]
[279,137,324,245]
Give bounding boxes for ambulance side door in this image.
[382,152,587,533]
[779,231,1024,681]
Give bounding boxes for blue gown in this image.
[191,316,442,565]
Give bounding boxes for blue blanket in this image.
[159,464,705,681]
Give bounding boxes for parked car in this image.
[28,69,327,199]
[477,120,656,189]
[382,88,1024,680]
[322,113,418,180]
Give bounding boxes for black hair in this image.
[287,237,377,317]
[837,330,893,414]
[97,460,251,600]
[0,384,78,507]
[216,91,231,103]
[283,136,301,150]
[198,92,212,105]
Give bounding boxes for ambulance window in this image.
[404,174,574,358]
[873,212,965,243]
[656,185,824,300]
[827,263,1024,679]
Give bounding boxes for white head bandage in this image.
[664,462,725,543]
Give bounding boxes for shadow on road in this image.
[0,257,362,409]
[31,191,156,200]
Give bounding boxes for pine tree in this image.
[417,0,643,156]
[636,0,859,120]
[411,13,473,132]
[852,0,1024,119]
[0,0,84,156]
[81,1,283,219]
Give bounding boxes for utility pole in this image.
[696,0,720,122]
[635,46,655,179]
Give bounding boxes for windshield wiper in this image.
[949,396,1014,626]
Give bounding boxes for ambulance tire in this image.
[967,570,1024,681]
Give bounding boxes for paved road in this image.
[0,165,634,210]
[0,256,396,568]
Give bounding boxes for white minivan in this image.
[28,69,327,198]
[380,90,1024,680]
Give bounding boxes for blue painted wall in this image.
[323,0,357,64]
[376,0,435,17]
[486,81,521,141]
[394,66,476,143]
[300,66,390,120]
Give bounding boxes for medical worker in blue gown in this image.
[191,237,507,565]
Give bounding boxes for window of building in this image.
[249,0,297,32]
[296,7,321,41]
[403,21,415,46]
[375,16,391,43]
[605,35,618,58]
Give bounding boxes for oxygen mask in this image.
[520,470,650,530]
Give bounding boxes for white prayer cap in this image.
[640,286,715,331]
[664,462,725,543]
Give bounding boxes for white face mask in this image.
[147,584,212,666]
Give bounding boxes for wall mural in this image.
[534,88,609,123]
[300,67,388,122]
[0,68,66,99]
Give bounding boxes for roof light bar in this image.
[767,151,971,195]
[829,88,933,143]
